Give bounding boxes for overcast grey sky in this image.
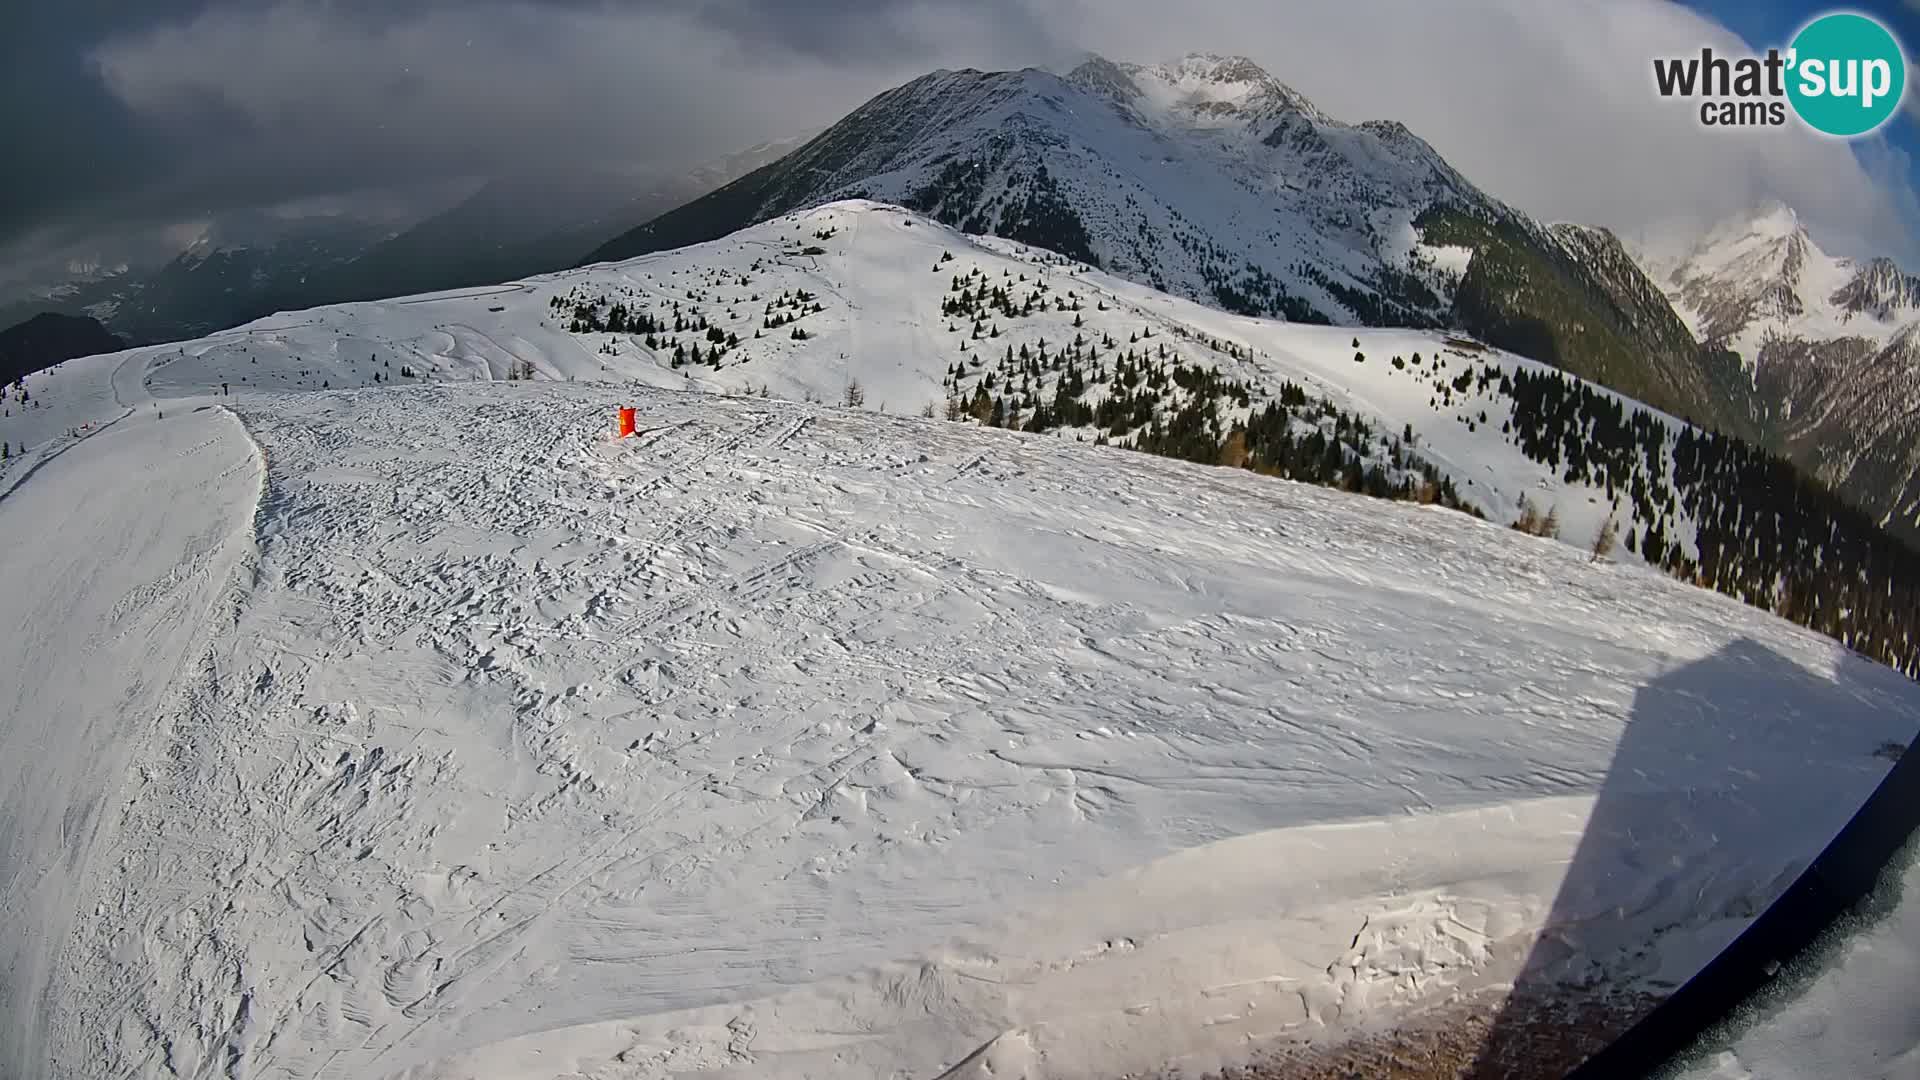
[3,0,1917,270]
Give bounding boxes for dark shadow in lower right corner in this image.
[1461,637,1920,1079]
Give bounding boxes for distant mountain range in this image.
[0,313,126,385]
[304,139,807,310]
[0,139,804,348]
[1630,203,1920,540]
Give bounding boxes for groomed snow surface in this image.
[1,204,1917,1080]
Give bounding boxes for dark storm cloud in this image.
[668,0,1064,63]
[2,0,1915,272]
[0,3,181,243]
[0,0,1067,262]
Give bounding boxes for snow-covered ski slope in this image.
[0,362,265,1077]
[2,202,1917,1079]
[6,382,1917,1080]
[6,202,1706,566]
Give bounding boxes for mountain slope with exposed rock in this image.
[1632,203,1920,540]
[0,312,128,384]
[586,54,1750,436]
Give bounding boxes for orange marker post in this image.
[616,407,636,439]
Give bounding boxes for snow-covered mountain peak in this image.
[1629,202,1920,534]
[1831,256,1920,320]
[1157,51,1274,84]
[1066,52,1330,129]
[906,64,1054,95]
[1648,202,1920,358]
[1658,203,1840,349]
[1743,199,1804,239]
[1133,53,1324,119]
[596,54,1517,330]
[1062,54,1143,101]
[1685,202,1815,286]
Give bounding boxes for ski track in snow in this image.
[0,395,263,1080]
[17,378,1913,1080]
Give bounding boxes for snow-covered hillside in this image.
[5,201,1723,570]
[4,201,1918,1080]
[7,373,1916,1080]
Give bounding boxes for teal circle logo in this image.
[1786,12,1907,136]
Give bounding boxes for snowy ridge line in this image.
[97,200,1704,570]
[12,201,1911,679]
